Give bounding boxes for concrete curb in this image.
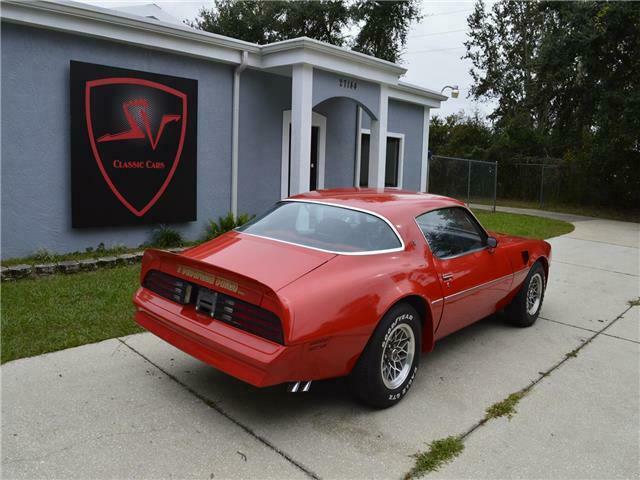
[0,247,187,282]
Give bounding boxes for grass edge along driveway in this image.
[1,210,573,364]
[2,266,143,364]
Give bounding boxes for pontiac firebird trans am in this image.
[133,189,551,408]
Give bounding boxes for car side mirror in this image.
[486,236,498,249]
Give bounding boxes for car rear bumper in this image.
[133,288,305,387]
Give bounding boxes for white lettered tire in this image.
[349,303,421,408]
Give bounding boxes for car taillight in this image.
[214,292,284,345]
[142,270,193,304]
[142,269,284,345]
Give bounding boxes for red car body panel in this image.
[184,233,336,292]
[133,189,551,387]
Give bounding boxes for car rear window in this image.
[237,201,403,254]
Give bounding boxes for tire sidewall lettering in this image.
[388,365,418,400]
[526,269,545,320]
[382,313,417,401]
[354,304,421,408]
[381,313,414,349]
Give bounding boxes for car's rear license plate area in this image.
[143,269,284,344]
[195,288,218,317]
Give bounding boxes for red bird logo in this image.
[97,98,181,150]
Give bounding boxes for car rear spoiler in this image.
[140,248,280,309]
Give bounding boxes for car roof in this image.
[288,188,466,223]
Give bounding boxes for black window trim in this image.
[358,131,404,189]
[414,206,491,260]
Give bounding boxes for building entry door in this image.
[287,125,319,195]
[309,126,319,191]
[281,111,326,198]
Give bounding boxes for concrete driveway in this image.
[3,213,639,479]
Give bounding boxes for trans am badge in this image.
[70,61,198,227]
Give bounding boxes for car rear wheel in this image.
[505,261,546,327]
[349,303,421,408]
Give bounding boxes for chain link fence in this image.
[427,155,497,211]
[497,162,567,208]
[427,156,571,210]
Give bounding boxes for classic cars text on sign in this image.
[70,61,198,227]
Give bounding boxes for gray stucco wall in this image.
[0,25,428,259]
[237,69,291,216]
[1,23,233,259]
[361,99,425,191]
[314,98,358,189]
[312,68,380,120]
[237,72,361,215]
[388,99,425,191]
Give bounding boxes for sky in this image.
[81,0,494,119]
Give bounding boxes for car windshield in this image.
[236,201,403,254]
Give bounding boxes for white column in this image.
[420,106,431,192]
[368,85,388,189]
[290,64,313,195]
[354,106,363,187]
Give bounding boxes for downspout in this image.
[231,50,249,218]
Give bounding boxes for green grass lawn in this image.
[473,209,574,239]
[492,199,639,223]
[0,210,574,364]
[1,266,143,363]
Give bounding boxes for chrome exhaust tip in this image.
[287,380,312,393]
[287,381,301,393]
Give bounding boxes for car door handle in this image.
[442,273,454,281]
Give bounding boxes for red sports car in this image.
[133,189,551,407]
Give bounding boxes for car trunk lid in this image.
[181,231,336,292]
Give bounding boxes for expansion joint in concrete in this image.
[116,338,321,480]
[540,316,639,345]
[459,303,636,442]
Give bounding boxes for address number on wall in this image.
[338,78,358,90]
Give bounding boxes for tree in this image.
[464,1,640,209]
[351,0,422,63]
[190,1,284,45]
[190,1,351,46]
[429,112,493,160]
[464,1,549,134]
[190,0,421,63]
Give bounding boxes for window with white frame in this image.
[358,131,404,188]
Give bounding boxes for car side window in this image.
[416,207,487,258]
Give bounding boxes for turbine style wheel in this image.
[526,272,543,316]
[350,303,421,408]
[506,261,546,327]
[381,323,416,390]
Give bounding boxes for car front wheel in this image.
[349,303,421,408]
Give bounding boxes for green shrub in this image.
[32,248,56,264]
[149,225,184,248]
[110,243,128,255]
[204,212,254,241]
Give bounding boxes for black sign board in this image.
[70,61,197,227]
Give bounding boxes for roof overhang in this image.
[2,0,444,108]
[389,81,448,108]
[260,37,406,85]
[1,0,261,65]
